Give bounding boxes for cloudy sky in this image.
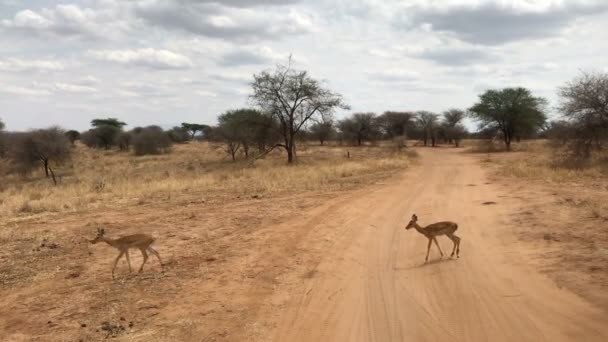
[1,0,607,131]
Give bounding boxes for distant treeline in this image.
[0,60,606,183]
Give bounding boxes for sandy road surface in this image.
[269,149,607,342]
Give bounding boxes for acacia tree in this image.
[10,127,71,185]
[250,58,349,163]
[216,112,242,161]
[308,120,335,145]
[338,112,380,146]
[215,109,275,159]
[376,111,414,139]
[416,111,439,147]
[558,71,608,156]
[181,123,210,140]
[441,109,467,147]
[83,118,127,149]
[469,88,546,151]
[65,130,80,146]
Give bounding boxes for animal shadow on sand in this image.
[393,256,458,271]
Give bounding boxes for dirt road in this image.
[267,149,607,342]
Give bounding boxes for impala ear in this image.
[412,214,418,221]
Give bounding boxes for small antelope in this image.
[405,214,461,262]
[90,228,163,277]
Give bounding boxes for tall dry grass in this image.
[483,139,608,218]
[0,142,416,223]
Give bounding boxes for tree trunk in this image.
[287,146,294,163]
[49,166,57,185]
[243,143,249,158]
[320,139,324,146]
[43,159,49,178]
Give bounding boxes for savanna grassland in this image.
[470,139,608,310]
[0,141,417,341]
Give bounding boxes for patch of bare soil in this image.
[0,188,364,341]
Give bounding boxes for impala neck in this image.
[412,222,426,235]
[101,237,118,247]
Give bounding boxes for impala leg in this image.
[112,251,124,278]
[138,248,148,273]
[432,237,444,258]
[425,238,432,262]
[453,234,461,257]
[125,250,133,272]
[147,246,163,268]
[447,234,457,257]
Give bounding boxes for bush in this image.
[132,126,172,156]
[167,126,190,144]
[118,132,133,151]
[9,127,71,184]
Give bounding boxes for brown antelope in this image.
[90,228,163,277]
[405,214,460,262]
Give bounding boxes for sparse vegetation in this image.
[8,127,72,185]
[557,71,608,157]
[0,142,416,220]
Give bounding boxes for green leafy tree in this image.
[181,123,210,140]
[83,118,127,149]
[469,88,547,151]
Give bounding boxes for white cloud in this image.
[367,68,420,83]
[0,83,52,96]
[55,82,97,93]
[88,49,193,69]
[0,58,64,72]
[1,3,132,39]
[196,90,218,97]
[219,46,284,66]
[135,1,315,40]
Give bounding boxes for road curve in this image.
[270,148,607,342]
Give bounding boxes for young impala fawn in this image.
[90,228,163,277]
[405,214,461,262]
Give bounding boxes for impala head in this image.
[405,214,418,230]
[90,227,106,244]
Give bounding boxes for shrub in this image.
[132,126,172,156]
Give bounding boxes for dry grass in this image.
[0,142,417,225]
[483,140,608,215]
[490,140,607,183]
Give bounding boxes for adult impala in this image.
[405,214,461,262]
